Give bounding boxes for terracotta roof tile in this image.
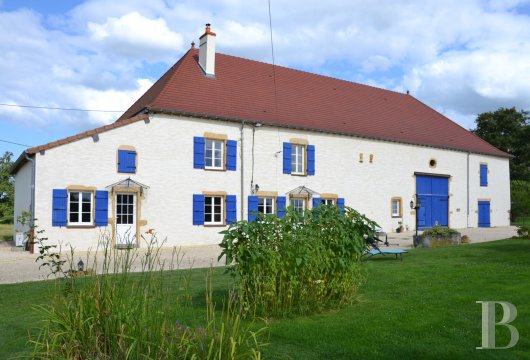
[118,49,509,158]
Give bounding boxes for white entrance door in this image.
[116,193,136,246]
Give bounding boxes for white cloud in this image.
[88,12,184,62]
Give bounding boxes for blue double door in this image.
[416,175,449,229]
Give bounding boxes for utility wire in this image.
[0,139,32,147]
[268,0,279,123]
[0,103,123,113]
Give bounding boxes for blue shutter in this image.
[337,198,345,214]
[118,150,136,173]
[193,137,205,169]
[52,189,67,226]
[307,144,315,176]
[226,140,237,171]
[248,196,259,222]
[277,196,287,218]
[95,190,109,226]
[312,197,321,208]
[283,142,292,174]
[480,164,488,186]
[226,195,237,224]
[193,194,205,225]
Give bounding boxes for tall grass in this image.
[30,233,266,359]
[220,206,377,318]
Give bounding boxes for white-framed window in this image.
[391,197,402,218]
[258,197,275,215]
[205,139,224,169]
[322,198,335,206]
[291,144,305,174]
[290,198,305,213]
[68,191,93,225]
[204,196,224,225]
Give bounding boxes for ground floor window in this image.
[69,191,93,225]
[290,198,306,213]
[205,196,223,225]
[258,197,275,215]
[321,198,335,206]
[391,197,402,217]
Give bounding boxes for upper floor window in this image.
[480,164,488,187]
[283,142,315,176]
[194,136,237,171]
[258,197,275,215]
[291,144,305,175]
[205,139,224,169]
[69,191,93,225]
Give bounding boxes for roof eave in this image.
[10,151,32,175]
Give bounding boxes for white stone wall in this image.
[13,160,32,237]
[31,114,511,250]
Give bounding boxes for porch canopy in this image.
[106,177,150,195]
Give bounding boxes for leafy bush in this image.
[219,205,377,317]
[517,224,530,239]
[511,180,530,222]
[31,233,266,359]
[422,225,459,237]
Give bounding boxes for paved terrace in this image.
[0,226,518,285]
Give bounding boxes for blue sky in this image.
[2,0,530,159]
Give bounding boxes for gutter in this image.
[24,152,36,226]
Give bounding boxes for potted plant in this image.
[396,221,404,233]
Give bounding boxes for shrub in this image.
[517,224,530,239]
[460,235,471,244]
[31,233,266,359]
[422,225,459,237]
[219,205,377,317]
[511,180,530,222]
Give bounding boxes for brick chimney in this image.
[198,23,216,76]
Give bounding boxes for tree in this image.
[472,107,530,181]
[0,151,14,224]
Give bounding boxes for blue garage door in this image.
[478,201,491,228]
[416,175,449,229]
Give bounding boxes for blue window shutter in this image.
[277,196,287,218]
[193,137,205,169]
[52,189,67,226]
[312,197,321,208]
[248,196,258,221]
[193,194,205,225]
[126,151,136,173]
[226,195,237,224]
[337,198,345,214]
[226,140,237,171]
[283,142,292,174]
[95,190,109,226]
[118,150,136,173]
[480,164,488,186]
[307,144,315,175]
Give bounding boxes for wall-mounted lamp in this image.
[77,258,85,272]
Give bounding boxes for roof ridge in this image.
[215,51,411,98]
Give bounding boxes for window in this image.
[69,191,93,225]
[290,198,305,213]
[205,139,224,169]
[283,142,315,175]
[480,164,488,187]
[258,197,275,215]
[291,144,305,174]
[322,198,335,206]
[391,197,402,218]
[204,196,223,225]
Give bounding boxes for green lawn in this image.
[1,239,529,359]
[0,223,13,241]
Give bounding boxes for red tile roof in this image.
[119,49,509,158]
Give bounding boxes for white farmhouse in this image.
[11,25,511,250]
